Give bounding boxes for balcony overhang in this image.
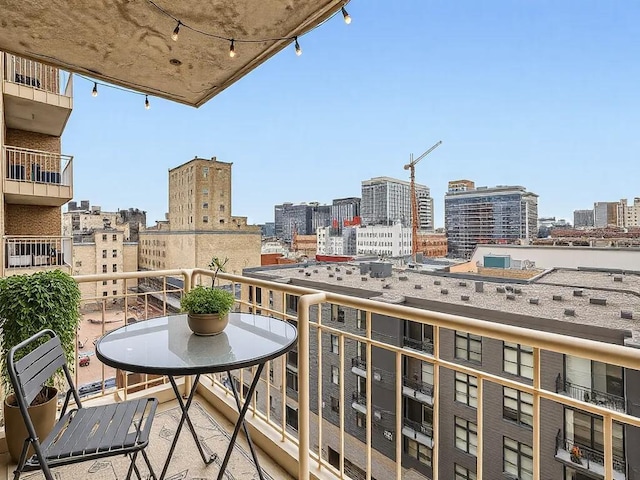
[3,87,72,137]
[0,0,349,107]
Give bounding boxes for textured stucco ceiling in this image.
[0,0,346,107]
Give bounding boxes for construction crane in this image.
[404,140,443,260]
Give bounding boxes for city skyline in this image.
[62,1,640,227]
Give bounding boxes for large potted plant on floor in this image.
[181,256,235,336]
[0,270,81,463]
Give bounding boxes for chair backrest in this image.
[8,329,70,408]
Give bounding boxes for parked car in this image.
[79,355,90,367]
[78,377,116,397]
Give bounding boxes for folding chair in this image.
[8,329,158,480]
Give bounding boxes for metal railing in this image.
[557,376,626,413]
[557,434,626,474]
[4,235,72,269]
[352,356,367,370]
[3,53,72,96]
[403,375,434,398]
[4,146,73,186]
[403,417,433,439]
[9,267,639,480]
[403,335,434,354]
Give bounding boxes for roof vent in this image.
[505,285,514,292]
[335,267,341,272]
[475,282,484,293]
[506,294,516,300]
[383,284,391,290]
[573,290,583,297]
[434,280,441,286]
[305,272,311,277]
[496,287,506,293]
[553,295,563,301]
[328,273,334,278]
[513,287,522,294]
[440,288,449,295]
[614,276,623,282]
[621,310,633,320]
[414,284,423,290]
[298,269,304,273]
[337,277,343,281]
[399,276,408,281]
[529,298,539,305]
[461,295,470,301]
[327,266,332,270]
[346,270,353,275]
[590,298,606,306]
[361,277,368,282]
[564,308,576,317]
[458,281,467,287]
[313,269,319,273]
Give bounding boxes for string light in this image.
[171,21,181,41]
[294,37,302,56]
[341,7,352,24]
[144,95,150,110]
[229,39,236,58]
[91,82,98,97]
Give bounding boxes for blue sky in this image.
[64,1,640,228]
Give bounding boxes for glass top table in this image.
[96,313,297,375]
[95,313,297,480]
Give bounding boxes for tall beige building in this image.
[617,198,640,228]
[1,53,74,277]
[139,157,260,274]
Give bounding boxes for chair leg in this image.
[124,451,139,480]
[141,449,157,480]
[12,438,31,480]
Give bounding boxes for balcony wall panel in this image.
[6,128,61,154]
[5,204,61,235]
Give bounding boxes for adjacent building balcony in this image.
[556,374,626,413]
[351,355,367,376]
[402,375,434,405]
[555,433,626,480]
[402,335,434,355]
[3,235,72,273]
[402,418,434,449]
[2,53,73,136]
[3,146,73,206]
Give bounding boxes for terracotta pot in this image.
[3,386,58,464]
[187,312,229,336]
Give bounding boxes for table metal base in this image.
[159,364,266,480]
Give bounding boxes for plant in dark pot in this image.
[181,256,235,336]
[0,270,81,463]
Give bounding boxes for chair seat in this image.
[25,398,157,470]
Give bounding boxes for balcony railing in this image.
[403,375,434,398]
[3,268,640,480]
[3,53,72,96]
[4,235,71,269]
[352,355,367,370]
[4,145,73,186]
[402,335,434,354]
[556,374,626,413]
[403,417,433,439]
[556,432,626,476]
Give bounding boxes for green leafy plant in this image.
[0,270,81,399]
[181,285,235,316]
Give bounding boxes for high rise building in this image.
[361,176,433,230]
[617,198,640,228]
[138,157,261,273]
[573,209,595,228]
[331,197,361,233]
[445,183,538,259]
[593,202,618,228]
[1,53,74,277]
[274,202,331,243]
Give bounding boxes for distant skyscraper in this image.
[573,209,594,228]
[274,202,330,243]
[445,182,538,259]
[331,197,361,233]
[361,176,433,230]
[593,202,618,228]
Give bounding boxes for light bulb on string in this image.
[171,21,181,41]
[341,7,351,24]
[294,37,302,56]
[229,39,236,58]
[144,95,150,110]
[91,82,98,97]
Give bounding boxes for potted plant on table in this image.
[0,270,81,463]
[181,256,235,336]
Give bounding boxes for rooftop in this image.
[247,262,640,341]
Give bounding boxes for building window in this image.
[331,304,345,322]
[404,437,432,466]
[286,294,299,313]
[356,412,365,429]
[112,234,117,241]
[454,464,476,480]
[455,332,482,363]
[112,249,117,258]
[286,370,298,393]
[357,310,367,330]
[102,265,107,273]
[202,167,209,178]
[286,406,298,431]
[203,215,209,223]
[102,249,107,258]
[330,396,340,413]
[331,365,339,385]
[455,372,478,408]
[112,264,117,272]
[112,290,117,296]
[455,417,477,456]
[503,387,533,428]
[202,188,209,196]
[503,437,533,480]
[202,202,208,209]
[503,342,534,379]
[102,292,108,297]
[102,280,108,286]
[330,334,339,354]
[113,279,117,285]
[219,205,225,212]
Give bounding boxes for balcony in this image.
[555,434,626,480]
[3,235,72,273]
[351,355,367,376]
[402,376,434,405]
[3,146,73,206]
[556,374,626,413]
[1,267,640,480]
[402,335,434,355]
[2,54,73,136]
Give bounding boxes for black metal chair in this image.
[7,329,158,480]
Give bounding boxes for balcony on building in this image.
[403,356,434,405]
[3,146,73,206]
[3,235,72,273]
[403,320,434,355]
[2,54,73,137]
[555,430,626,480]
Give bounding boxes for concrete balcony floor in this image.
[1,389,298,480]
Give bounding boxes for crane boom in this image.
[403,141,442,260]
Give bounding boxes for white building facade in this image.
[356,223,412,257]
